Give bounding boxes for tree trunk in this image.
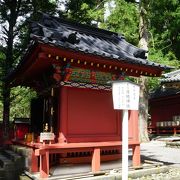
[138,0,149,142]
[2,36,13,139]
[2,1,19,140]
[138,77,149,142]
[2,84,10,139]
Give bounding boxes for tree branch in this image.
[2,25,8,36]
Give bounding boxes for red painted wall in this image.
[58,86,139,143]
[150,94,180,127]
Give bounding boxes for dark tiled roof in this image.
[161,69,180,83]
[150,87,180,99]
[150,70,180,99]
[30,13,170,70]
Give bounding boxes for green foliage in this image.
[147,48,180,91]
[147,77,160,92]
[9,87,37,119]
[0,0,59,70]
[148,0,180,59]
[64,0,105,25]
[0,86,36,120]
[102,0,139,45]
[101,0,179,91]
[149,49,180,68]
[0,0,59,121]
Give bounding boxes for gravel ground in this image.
[129,167,180,180]
[19,173,32,180]
[131,139,180,180]
[140,140,180,167]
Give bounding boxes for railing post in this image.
[92,148,100,172]
[40,151,49,178]
[132,145,141,167]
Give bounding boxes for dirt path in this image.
[141,140,180,167]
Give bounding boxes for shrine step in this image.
[0,152,18,180]
[9,145,33,170]
[2,149,25,172]
[0,168,5,180]
[10,145,29,156]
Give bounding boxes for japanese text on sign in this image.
[40,132,55,142]
[112,81,140,110]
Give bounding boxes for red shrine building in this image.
[6,14,169,178]
[149,69,180,135]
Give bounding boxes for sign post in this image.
[111,80,140,180]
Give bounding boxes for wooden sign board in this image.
[112,80,140,110]
[40,132,55,142]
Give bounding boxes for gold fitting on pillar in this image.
[51,107,53,115]
[51,88,54,96]
[44,123,48,132]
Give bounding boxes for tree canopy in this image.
[102,0,139,45]
[148,0,180,59]
[0,0,58,123]
[0,0,179,121]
